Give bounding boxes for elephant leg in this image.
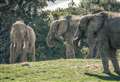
[109,49,120,75]
[88,46,97,58]
[20,49,27,62]
[20,41,29,62]
[101,53,110,74]
[99,44,111,74]
[10,43,14,63]
[31,45,36,61]
[65,43,75,59]
[10,43,16,64]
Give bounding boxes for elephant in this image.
[73,11,120,75]
[47,15,81,58]
[10,19,36,63]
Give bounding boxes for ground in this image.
[0,59,120,82]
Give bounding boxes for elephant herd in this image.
[10,11,120,75]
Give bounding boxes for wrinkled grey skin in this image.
[74,11,120,75]
[47,16,81,58]
[10,20,36,63]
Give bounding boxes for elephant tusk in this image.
[73,37,78,41]
[13,44,15,47]
[23,42,26,49]
[78,40,81,47]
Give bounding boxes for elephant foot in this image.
[103,70,111,75]
[114,70,120,75]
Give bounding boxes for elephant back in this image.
[25,26,36,44]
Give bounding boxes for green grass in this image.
[0,59,120,82]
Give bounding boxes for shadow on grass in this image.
[85,73,120,81]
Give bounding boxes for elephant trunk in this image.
[46,32,56,48]
[88,39,98,58]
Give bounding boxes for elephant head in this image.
[74,11,107,58]
[47,18,70,48]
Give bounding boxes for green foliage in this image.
[80,0,120,12]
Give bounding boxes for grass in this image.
[0,59,120,82]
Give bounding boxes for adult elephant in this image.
[10,19,36,63]
[47,15,81,58]
[74,11,120,75]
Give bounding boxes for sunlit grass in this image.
[0,59,120,82]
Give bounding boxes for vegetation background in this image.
[0,0,120,63]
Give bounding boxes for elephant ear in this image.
[79,15,92,31]
[57,19,68,35]
[75,15,93,39]
[87,12,107,37]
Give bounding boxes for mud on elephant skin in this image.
[74,11,120,75]
[10,19,36,63]
[46,15,81,59]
